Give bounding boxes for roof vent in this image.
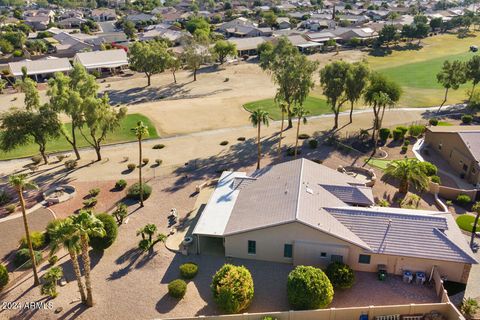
[306,187,314,194]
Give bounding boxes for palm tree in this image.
[132,121,149,207]
[383,159,429,194]
[292,106,309,158]
[8,174,40,285]
[249,109,269,170]
[470,202,480,248]
[71,210,105,307]
[277,102,287,157]
[48,218,87,303]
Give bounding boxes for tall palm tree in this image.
[384,159,429,194]
[277,102,287,157]
[292,106,309,158]
[249,109,269,170]
[71,210,105,307]
[132,121,149,207]
[8,174,40,285]
[48,218,87,303]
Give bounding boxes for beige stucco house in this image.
[424,126,480,186]
[193,159,477,283]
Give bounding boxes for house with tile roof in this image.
[193,158,477,283]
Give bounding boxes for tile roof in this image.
[8,57,72,76]
[74,49,128,69]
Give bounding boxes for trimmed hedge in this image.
[287,266,334,310]
[14,248,42,269]
[90,214,117,251]
[0,264,8,290]
[456,194,472,206]
[462,114,473,124]
[325,262,355,289]
[127,183,152,201]
[379,128,390,141]
[168,279,187,299]
[180,262,198,279]
[211,264,254,314]
[429,118,439,126]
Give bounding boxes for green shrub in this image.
[142,158,149,165]
[19,231,46,250]
[220,140,229,146]
[431,175,441,184]
[377,199,390,207]
[325,262,355,289]
[286,147,301,157]
[392,128,403,140]
[429,118,439,126]
[153,144,165,149]
[401,145,408,152]
[379,128,390,141]
[0,189,12,206]
[14,248,42,269]
[180,262,199,279]
[211,264,254,314]
[456,194,472,206]
[462,114,473,124]
[155,159,163,166]
[408,124,425,137]
[419,161,437,176]
[82,198,97,208]
[115,179,127,190]
[298,133,310,140]
[90,214,117,251]
[127,163,136,171]
[168,279,187,299]
[397,126,408,136]
[48,255,58,265]
[31,155,42,164]
[308,139,318,149]
[287,265,333,310]
[403,140,410,146]
[261,317,278,320]
[461,297,479,318]
[13,50,23,57]
[64,160,77,170]
[88,188,100,197]
[127,183,152,201]
[237,137,246,141]
[0,264,8,290]
[5,204,16,213]
[446,200,453,206]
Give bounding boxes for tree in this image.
[212,40,236,64]
[41,266,63,298]
[436,60,466,111]
[470,202,480,248]
[185,16,210,36]
[413,14,428,25]
[287,266,333,310]
[136,223,166,251]
[325,262,355,289]
[48,218,87,304]
[401,24,416,42]
[89,213,118,251]
[377,24,397,47]
[277,102,287,156]
[167,52,182,84]
[80,94,126,161]
[292,106,309,158]
[71,209,105,307]
[320,61,350,129]
[345,62,369,124]
[414,23,429,42]
[128,41,170,86]
[249,109,269,169]
[16,77,39,110]
[123,20,136,40]
[466,55,480,101]
[182,36,211,81]
[263,11,277,27]
[8,174,39,285]
[430,17,443,31]
[132,121,149,207]
[384,159,429,193]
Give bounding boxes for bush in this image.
[90,214,117,251]
[379,128,390,141]
[115,179,127,190]
[14,248,42,269]
[82,198,97,208]
[401,145,408,153]
[180,262,199,279]
[211,264,254,314]
[153,144,165,149]
[462,114,473,124]
[461,297,479,318]
[298,133,310,140]
[237,137,246,141]
[429,118,439,126]
[127,183,152,201]
[19,231,46,250]
[397,126,408,136]
[48,255,58,265]
[31,155,42,164]
[155,159,162,166]
[88,188,100,197]
[392,128,403,141]
[13,49,23,57]
[325,262,355,289]
[168,279,187,299]
[419,161,437,176]
[431,175,441,184]
[456,194,472,206]
[220,140,229,146]
[286,147,301,157]
[287,265,333,310]
[127,163,136,171]
[0,189,12,206]
[403,140,410,146]
[5,204,16,213]
[0,264,8,290]
[142,158,149,165]
[64,160,77,170]
[377,199,390,207]
[408,124,425,137]
[308,139,318,149]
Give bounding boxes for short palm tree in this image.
[132,121,149,207]
[48,218,86,303]
[71,210,105,307]
[383,159,429,194]
[277,102,287,157]
[293,106,309,158]
[41,266,63,298]
[249,109,269,169]
[8,174,40,285]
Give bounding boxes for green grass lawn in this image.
[243,96,330,120]
[437,121,454,126]
[456,214,476,232]
[365,158,392,170]
[0,113,158,160]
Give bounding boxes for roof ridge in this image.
[295,158,304,221]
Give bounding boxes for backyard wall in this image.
[429,181,478,201]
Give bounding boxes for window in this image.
[358,254,371,264]
[463,164,468,171]
[320,252,327,258]
[330,255,343,263]
[438,143,442,150]
[247,240,256,254]
[284,244,293,258]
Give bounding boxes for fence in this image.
[429,181,479,201]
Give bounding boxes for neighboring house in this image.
[91,8,117,22]
[73,49,128,73]
[305,31,341,43]
[227,36,269,56]
[276,17,291,29]
[57,17,87,28]
[139,24,187,44]
[286,34,322,53]
[217,17,257,33]
[224,25,272,38]
[125,13,157,25]
[301,19,336,31]
[193,158,477,284]
[52,32,94,55]
[424,126,480,186]
[8,57,72,81]
[332,27,378,41]
[24,15,51,31]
